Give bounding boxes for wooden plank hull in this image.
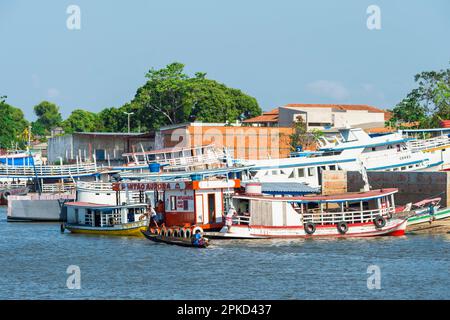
[141,230,209,248]
[64,223,148,237]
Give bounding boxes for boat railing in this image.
[0,162,98,177]
[0,181,27,187]
[76,181,113,191]
[232,215,250,225]
[301,207,394,225]
[41,183,76,194]
[408,136,450,152]
[125,148,224,168]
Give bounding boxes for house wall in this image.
[278,107,385,130]
[47,135,73,164]
[48,134,153,164]
[160,124,294,160]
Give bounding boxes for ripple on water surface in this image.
[0,208,449,299]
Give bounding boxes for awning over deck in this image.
[243,182,319,196]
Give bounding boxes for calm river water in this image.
[0,208,449,300]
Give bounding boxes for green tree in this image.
[387,63,450,128]
[129,62,262,130]
[0,96,29,149]
[288,115,324,151]
[62,109,101,133]
[32,101,62,135]
[188,76,261,123]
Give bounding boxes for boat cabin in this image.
[232,188,397,227]
[121,144,224,170]
[66,202,148,227]
[112,179,241,230]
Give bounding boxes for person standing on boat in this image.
[225,205,236,231]
[156,199,165,223]
[149,205,159,227]
[429,201,437,223]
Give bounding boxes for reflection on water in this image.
[0,208,449,299]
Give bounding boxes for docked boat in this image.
[216,184,409,239]
[404,198,450,232]
[111,178,240,231]
[0,150,42,166]
[241,127,441,188]
[401,128,450,171]
[111,144,228,173]
[141,226,209,248]
[0,183,28,205]
[63,202,150,236]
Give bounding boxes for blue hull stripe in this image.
[250,158,357,171]
[321,139,412,152]
[367,159,427,171]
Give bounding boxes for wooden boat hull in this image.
[406,208,450,233]
[141,230,209,248]
[64,221,148,237]
[218,218,408,239]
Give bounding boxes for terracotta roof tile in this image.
[283,103,385,113]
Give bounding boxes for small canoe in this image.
[141,230,209,248]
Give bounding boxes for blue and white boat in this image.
[241,127,442,188]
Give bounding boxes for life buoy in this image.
[336,221,348,234]
[304,222,316,235]
[192,226,204,235]
[373,215,386,229]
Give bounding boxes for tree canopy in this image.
[62,109,101,133]
[32,101,62,136]
[130,62,262,130]
[386,63,450,128]
[288,115,324,152]
[1,62,262,138]
[0,96,29,149]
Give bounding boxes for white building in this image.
[243,103,389,131]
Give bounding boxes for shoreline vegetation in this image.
[1,62,449,150]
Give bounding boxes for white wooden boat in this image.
[63,202,150,236]
[217,184,408,238]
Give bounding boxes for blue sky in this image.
[1,0,449,120]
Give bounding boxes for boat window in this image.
[401,166,406,171]
[170,196,177,210]
[272,170,278,175]
[372,147,376,151]
[298,168,305,177]
[308,167,316,177]
[289,171,295,178]
[329,165,336,170]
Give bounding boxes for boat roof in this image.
[122,144,215,157]
[235,188,398,203]
[65,202,148,210]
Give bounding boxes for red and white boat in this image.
[217,184,408,238]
